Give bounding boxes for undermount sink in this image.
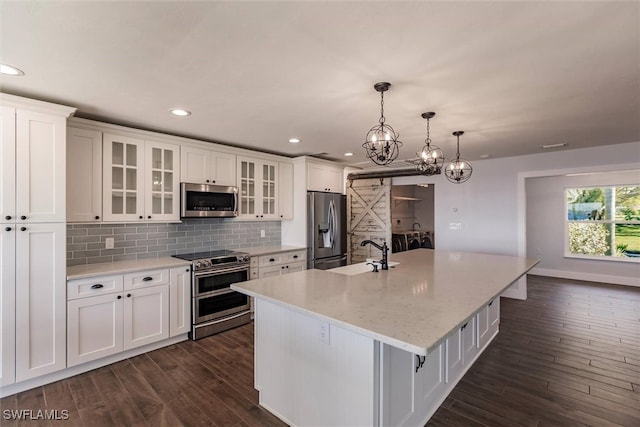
[328,260,400,276]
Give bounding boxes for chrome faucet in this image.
[412,222,421,231]
[360,240,389,270]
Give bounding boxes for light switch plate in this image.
[105,237,115,249]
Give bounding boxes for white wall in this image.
[393,141,640,287]
[526,170,639,286]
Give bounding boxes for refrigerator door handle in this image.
[328,199,336,249]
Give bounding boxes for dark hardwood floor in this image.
[1,275,639,426]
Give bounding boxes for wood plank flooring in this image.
[1,275,638,426]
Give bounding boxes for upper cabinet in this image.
[103,134,180,222]
[278,162,293,220]
[1,106,70,223]
[180,146,236,186]
[67,127,102,222]
[307,161,344,193]
[237,156,278,220]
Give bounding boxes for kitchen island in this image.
[231,249,538,426]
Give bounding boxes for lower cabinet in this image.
[382,296,500,426]
[251,249,306,279]
[169,266,191,337]
[67,269,171,367]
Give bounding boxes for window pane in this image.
[568,222,611,256]
[615,186,640,221]
[615,224,640,256]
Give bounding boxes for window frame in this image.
[564,184,640,263]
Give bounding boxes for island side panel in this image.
[254,299,377,426]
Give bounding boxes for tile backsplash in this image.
[67,218,281,266]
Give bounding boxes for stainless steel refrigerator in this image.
[307,191,347,270]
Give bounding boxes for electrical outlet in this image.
[260,229,266,238]
[319,321,330,344]
[105,237,115,249]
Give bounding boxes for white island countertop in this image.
[232,249,538,355]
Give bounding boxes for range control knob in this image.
[239,255,250,262]
[202,260,212,268]
[195,261,202,270]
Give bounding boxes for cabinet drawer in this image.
[250,257,258,268]
[259,254,285,267]
[285,251,305,263]
[124,269,169,290]
[68,275,123,300]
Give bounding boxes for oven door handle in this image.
[193,265,249,278]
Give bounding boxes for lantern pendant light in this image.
[416,112,444,176]
[445,131,473,183]
[362,82,402,166]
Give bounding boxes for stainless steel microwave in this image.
[180,183,238,218]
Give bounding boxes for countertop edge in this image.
[67,257,192,280]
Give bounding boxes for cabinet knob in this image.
[488,301,493,307]
[293,255,298,259]
[212,180,216,183]
[280,215,283,218]
[260,215,263,218]
[20,216,26,220]
[117,295,122,300]
[20,227,26,231]
[269,258,275,262]
[95,215,100,220]
[147,215,151,219]
[4,216,10,220]
[127,293,132,298]
[286,265,289,269]
[139,216,143,219]
[206,179,210,183]
[5,227,11,231]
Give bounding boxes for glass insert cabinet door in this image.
[103,134,144,221]
[145,141,179,220]
[238,159,256,216]
[237,157,278,219]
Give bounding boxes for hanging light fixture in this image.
[445,131,472,183]
[415,112,444,176]
[362,82,402,166]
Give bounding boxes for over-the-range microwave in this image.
[180,182,238,218]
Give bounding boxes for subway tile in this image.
[135,239,158,247]
[100,248,125,256]
[67,258,87,266]
[85,256,114,264]
[88,227,111,235]
[147,245,168,253]
[125,246,149,254]
[125,233,149,241]
[73,250,101,258]
[87,242,104,250]
[147,232,169,239]
[67,228,88,236]
[112,254,138,262]
[72,235,101,244]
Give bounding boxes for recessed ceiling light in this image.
[480,154,491,159]
[169,108,191,116]
[0,63,25,76]
[288,138,301,143]
[344,152,354,156]
[540,142,567,149]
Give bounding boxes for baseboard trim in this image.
[530,267,640,288]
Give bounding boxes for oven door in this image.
[193,265,249,298]
[194,289,250,324]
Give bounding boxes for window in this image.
[566,185,640,261]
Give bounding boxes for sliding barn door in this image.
[347,178,392,263]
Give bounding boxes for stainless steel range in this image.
[173,249,251,340]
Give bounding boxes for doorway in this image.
[391,184,435,251]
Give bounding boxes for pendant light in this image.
[362,82,402,166]
[445,131,472,183]
[415,112,444,176]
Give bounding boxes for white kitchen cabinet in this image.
[66,126,102,222]
[123,284,169,350]
[67,268,171,367]
[254,249,306,278]
[103,134,180,222]
[103,133,145,221]
[382,342,446,426]
[169,266,191,337]
[0,95,73,388]
[0,223,16,386]
[15,223,67,381]
[307,161,344,193]
[278,161,293,219]
[445,316,478,383]
[477,297,500,349]
[180,145,236,186]
[1,105,69,223]
[144,141,179,221]
[237,156,278,220]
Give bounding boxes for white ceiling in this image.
[1,1,638,168]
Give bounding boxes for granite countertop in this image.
[232,249,539,355]
[67,257,191,280]
[237,245,307,256]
